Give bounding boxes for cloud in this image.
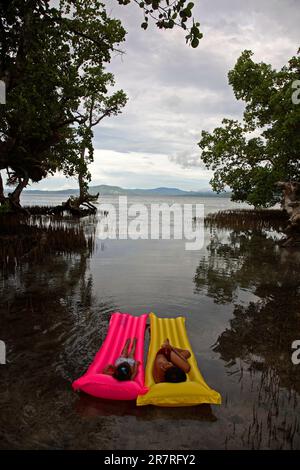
[169,150,207,169]
[37,0,299,190]
[25,149,213,191]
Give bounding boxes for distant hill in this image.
[23,184,231,197]
[88,185,230,197]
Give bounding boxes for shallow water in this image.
[1,196,300,449]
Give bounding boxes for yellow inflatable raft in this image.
[137,313,221,407]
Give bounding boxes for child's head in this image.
[164,366,187,383]
[113,362,132,381]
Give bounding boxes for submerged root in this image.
[0,215,94,274]
[204,209,288,233]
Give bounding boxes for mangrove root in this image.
[276,181,300,247]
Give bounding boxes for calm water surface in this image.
[1,195,300,449]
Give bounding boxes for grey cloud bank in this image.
[34,0,300,190]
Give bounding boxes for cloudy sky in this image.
[34,0,300,190]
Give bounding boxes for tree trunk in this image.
[0,173,6,204]
[58,146,99,217]
[8,176,30,214]
[276,182,300,247]
[78,147,86,203]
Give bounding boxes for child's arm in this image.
[170,351,191,373]
[162,339,190,361]
[131,361,140,380]
[171,347,190,362]
[103,364,115,375]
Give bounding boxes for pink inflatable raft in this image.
[72,312,149,400]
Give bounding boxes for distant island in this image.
[23,184,231,198]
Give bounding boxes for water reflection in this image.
[194,230,300,304]
[2,208,300,449]
[76,394,216,422]
[0,247,117,449]
[194,228,300,449]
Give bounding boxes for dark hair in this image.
[113,362,131,381]
[164,366,187,383]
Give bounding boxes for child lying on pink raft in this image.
[103,338,140,381]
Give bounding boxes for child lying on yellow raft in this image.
[153,338,191,383]
[137,312,221,407]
